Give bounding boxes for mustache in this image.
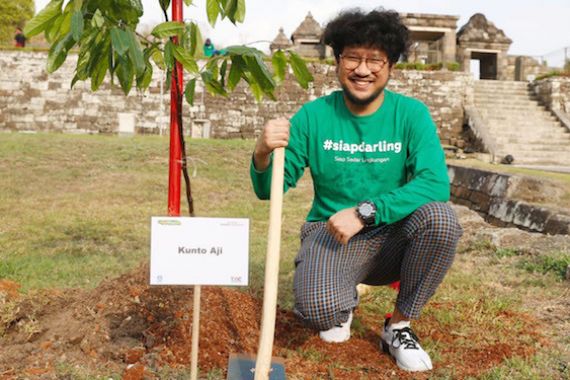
[348,74,373,80]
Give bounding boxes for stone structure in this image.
[0,50,472,145]
[448,165,570,235]
[531,76,570,133]
[456,13,512,80]
[506,55,550,82]
[269,28,292,53]
[532,77,570,116]
[290,12,326,59]
[400,13,459,64]
[273,11,550,81]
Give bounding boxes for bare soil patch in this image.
[0,263,543,379]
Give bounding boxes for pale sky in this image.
[35,0,570,66]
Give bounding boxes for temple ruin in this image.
[270,11,547,81]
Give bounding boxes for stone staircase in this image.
[472,80,570,166]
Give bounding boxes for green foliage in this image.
[518,252,570,280]
[0,0,35,44]
[27,0,312,101]
[395,61,462,72]
[535,70,570,80]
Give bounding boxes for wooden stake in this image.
[254,147,285,380]
[190,284,201,380]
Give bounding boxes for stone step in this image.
[494,137,570,146]
[495,143,570,152]
[474,89,535,97]
[481,116,557,124]
[483,116,562,126]
[474,99,544,107]
[485,119,563,127]
[487,130,570,139]
[477,108,558,121]
[475,80,530,88]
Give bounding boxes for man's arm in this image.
[250,112,309,200]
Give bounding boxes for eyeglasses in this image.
[339,54,388,73]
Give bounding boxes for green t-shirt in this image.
[250,90,450,226]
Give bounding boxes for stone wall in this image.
[0,50,472,145]
[531,77,570,114]
[505,55,550,81]
[448,164,570,235]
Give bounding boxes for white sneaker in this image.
[380,319,433,372]
[319,312,353,343]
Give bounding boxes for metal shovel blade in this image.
[227,354,286,380]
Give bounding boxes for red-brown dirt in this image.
[0,264,542,379]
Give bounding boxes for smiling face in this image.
[336,45,392,115]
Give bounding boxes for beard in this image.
[341,83,385,106]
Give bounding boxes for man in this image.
[14,27,26,48]
[250,9,462,372]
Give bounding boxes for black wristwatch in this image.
[356,201,377,226]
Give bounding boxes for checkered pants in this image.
[293,202,462,331]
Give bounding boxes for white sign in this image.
[150,217,249,286]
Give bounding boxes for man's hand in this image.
[253,118,290,171]
[326,207,365,245]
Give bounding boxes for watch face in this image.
[359,203,374,217]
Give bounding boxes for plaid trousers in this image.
[293,202,462,331]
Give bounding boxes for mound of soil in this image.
[0,264,541,379]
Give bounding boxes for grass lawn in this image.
[0,133,568,379]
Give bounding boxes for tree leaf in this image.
[90,50,109,91]
[173,45,199,73]
[183,0,193,5]
[288,51,313,89]
[86,33,110,76]
[188,22,203,57]
[206,0,220,27]
[137,62,153,90]
[220,60,228,87]
[184,79,196,105]
[201,71,227,97]
[151,21,185,38]
[47,33,75,73]
[227,55,245,90]
[71,10,84,41]
[243,72,263,102]
[151,47,166,70]
[116,56,134,95]
[159,0,171,13]
[225,45,263,57]
[224,0,238,23]
[272,50,287,84]
[245,55,275,91]
[164,40,174,70]
[126,28,145,76]
[24,0,63,37]
[91,9,104,28]
[235,0,246,23]
[110,28,129,56]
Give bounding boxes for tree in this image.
[23,0,312,101]
[24,0,313,213]
[0,0,35,45]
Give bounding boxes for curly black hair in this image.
[323,8,409,64]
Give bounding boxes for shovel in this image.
[227,147,286,380]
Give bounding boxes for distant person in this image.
[14,27,26,48]
[203,38,218,57]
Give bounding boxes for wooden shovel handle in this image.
[254,147,285,380]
